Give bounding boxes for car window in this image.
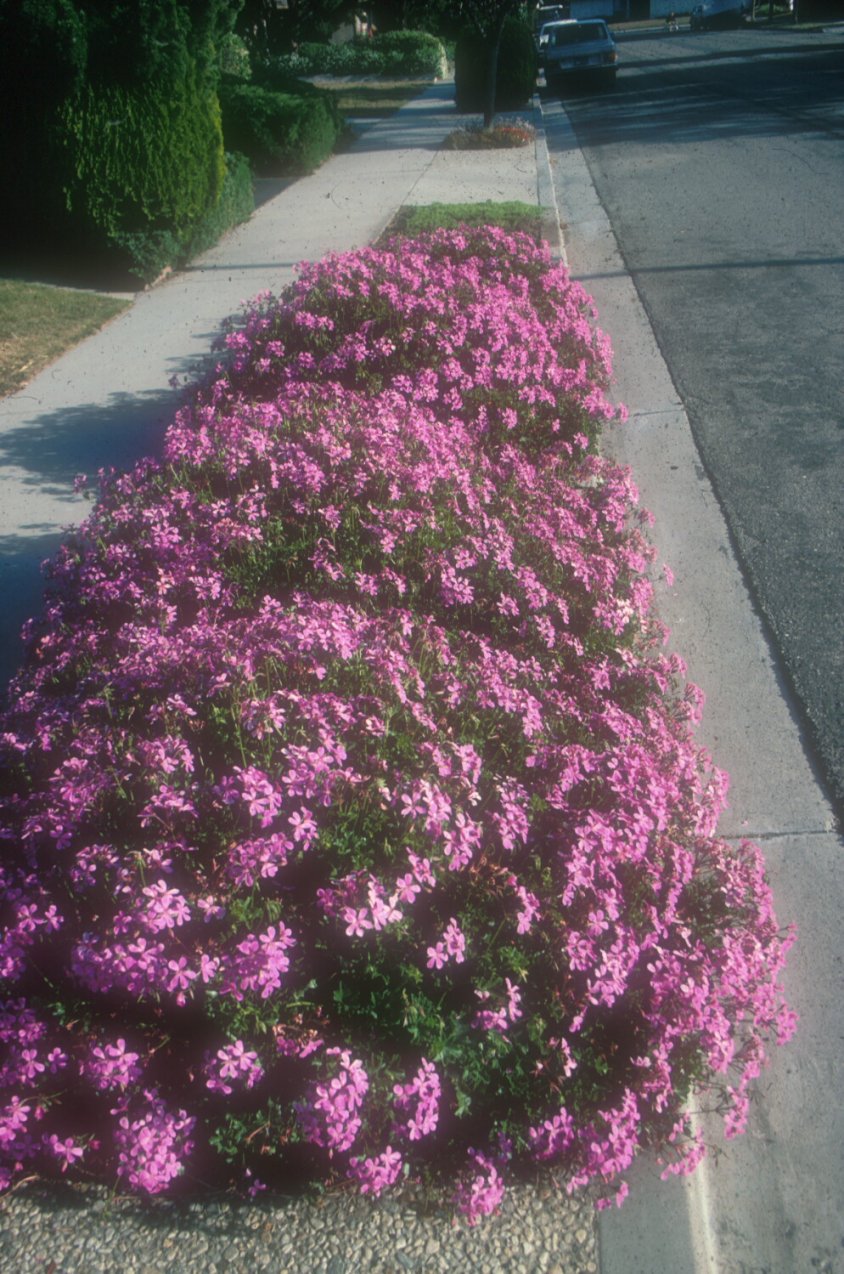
[550,22,607,45]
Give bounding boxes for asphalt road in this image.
[543,24,844,816]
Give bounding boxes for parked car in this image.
[690,0,748,29]
[541,19,618,90]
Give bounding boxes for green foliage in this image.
[183,150,255,260]
[0,0,242,275]
[62,70,226,238]
[82,0,241,85]
[237,0,350,54]
[250,58,340,97]
[219,81,341,176]
[0,0,88,235]
[369,30,448,77]
[454,15,537,112]
[370,0,462,39]
[89,150,252,283]
[271,30,447,78]
[0,0,88,102]
[279,39,384,76]
[218,31,252,80]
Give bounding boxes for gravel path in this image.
[0,1180,599,1272]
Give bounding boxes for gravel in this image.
[0,1179,599,1273]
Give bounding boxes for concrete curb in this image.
[532,92,567,264]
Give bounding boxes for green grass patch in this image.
[383,201,544,242]
[319,79,431,119]
[0,280,130,398]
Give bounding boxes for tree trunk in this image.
[482,14,507,130]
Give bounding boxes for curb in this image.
[532,92,567,265]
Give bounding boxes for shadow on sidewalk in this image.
[0,389,175,492]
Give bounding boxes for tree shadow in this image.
[0,384,190,699]
[545,40,844,146]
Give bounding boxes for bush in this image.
[218,31,251,81]
[61,68,226,249]
[183,151,255,259]
[454,17,538,113]
[0,229,794,1220]
[276,40,384,77]
[369,30,448,77]
[271,30,446,79]
[0,0,236,278]
[99,152,253,284]
[219,81,341,176]
[249,59,341,98]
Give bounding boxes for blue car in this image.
[542,19,619,90]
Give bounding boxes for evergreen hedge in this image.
[219,82,342,177]
[60,71,226,251]
[0,0,242,283]
[272,30,447,79]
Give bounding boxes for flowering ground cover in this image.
[0,228,794,1222]
[443,122,537,149]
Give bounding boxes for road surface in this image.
[544,23,844,815]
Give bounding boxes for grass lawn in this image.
[382,201,544,243]
[317,78,432,118]
[0,280,130,398]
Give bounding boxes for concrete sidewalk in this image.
[0,74,841,1274]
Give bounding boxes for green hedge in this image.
[273,29,446,78]
[110,150,254,283]
[219,82,342,176]
[184,150,254,260]
[0,0,241,282]
[278,40,383,76]
[370,30,447,77]
[61,69,226,243]
[454,17,537,113]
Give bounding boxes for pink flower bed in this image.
[0,228,794,1221]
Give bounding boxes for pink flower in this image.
[43,1134,84,1172]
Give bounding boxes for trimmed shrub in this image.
[455,17,538,113]
[0,229,794,1220]
[369,30,448,77]
[49,150,252,288]
[183,151,255,260]
[271,30,446,79]
[249,60,343,99]
[0,0,239,279]
[60,69,226,250]
[219,81,342,176]
[277,40,384,77]
[218,31,252,81]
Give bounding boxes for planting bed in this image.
[0,228,794,1223]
